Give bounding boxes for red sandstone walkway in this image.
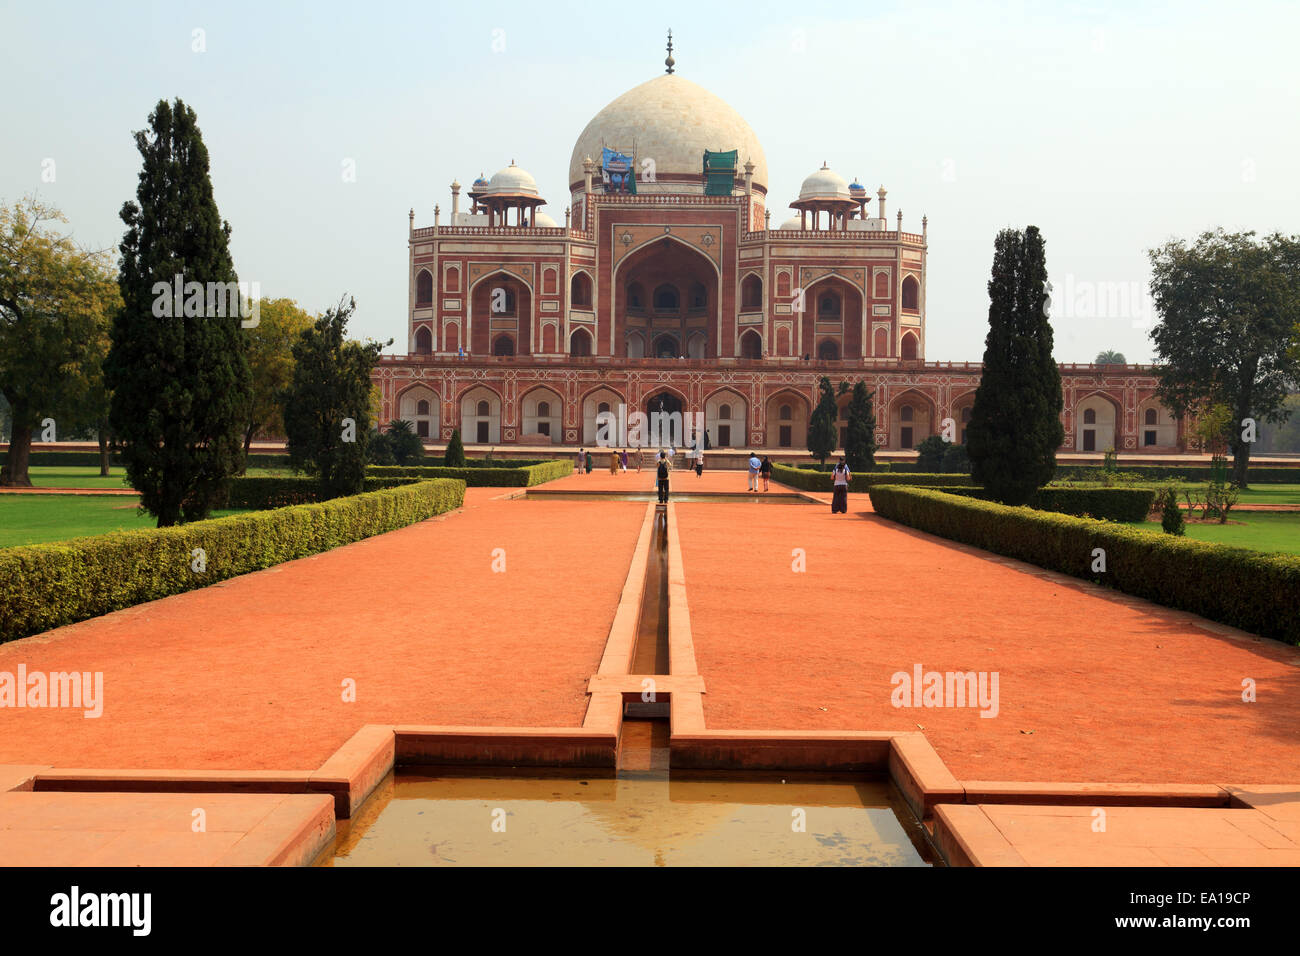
[0,487,644,771]
[674,497,1300,785]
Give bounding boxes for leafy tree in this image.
[1095,350,1126,365]
[282,296,389,498]
[843,380,877,471]
[967,226,1064,504]
[368,427,396,466]
[915,434,948,471]
[242,298,315,466]
[444,428,466,467]
[106,99,252,524]
[1148,229,1300,487]
[1257,395,1300,453]
[0,197,120,485]
[807,376,838,464]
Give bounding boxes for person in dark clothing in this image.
[760,455,772,491]
[656,451,671,503]
[831,457,851,514]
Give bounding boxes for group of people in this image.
[571,444,852,514]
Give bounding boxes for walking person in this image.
[584,450,593,474]
[694,444,704,478]
[831,456,851,514]
[656,450,671,503]
[747,451,761,492]
[760,455,772,492]
[620,448,629,473]
[576,447,585,474]
[635,444,643,473]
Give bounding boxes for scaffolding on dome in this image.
[601,145,637,194]
[702,149,737,196]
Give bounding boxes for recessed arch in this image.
[570,326,593,357]
[704,388,747,448]
[521,385,562,442]
[492,333,515,356]
[570,270,593,307]
[581,385,626,445]
[900,330,920,361]
[459,385,502,444]
[1075,391,1120,453]
[817,339,841,361]
[415,269,433,305]
[889,389,936,450]
[740,272,763,310]
[765,390,811,449]
[413,324,433,355]
[1137,396,1177,448]
[739,328,762,360]
[398,384,440,439]
[902,274,920,311]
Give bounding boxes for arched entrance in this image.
[765,391,810,449]
[616,237,719,359]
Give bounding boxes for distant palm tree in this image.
[1095,350,1127,365]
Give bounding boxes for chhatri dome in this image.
[568,55,768,192]
[798,163,851,202]
[485,162,541,197]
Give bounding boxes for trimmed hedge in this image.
[222,476,426,510]
[0,478,465,644]
[0,450,292,469]
[868,486,1300,644]
[367,459,572,487]
[935,486,1156,522]
[772,463,974,493]
[1057,464,1300,483]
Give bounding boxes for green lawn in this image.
[1138,511,1300,555]
[0,494,247,548]
[1049,480,1300,505]
[17,465,290,489]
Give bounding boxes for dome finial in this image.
[665,29,675,74]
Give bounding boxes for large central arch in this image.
[614,236,720,359]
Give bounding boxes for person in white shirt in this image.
[694,444,704,477]
[747,452,761,492]
[831,457,851,514]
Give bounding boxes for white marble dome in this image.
[779,217,803,230]
[486,163,540,196]
[569,74,768,191]
[798,164,851,201]
[531,211,558,227]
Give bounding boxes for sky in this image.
[2,0,1298,364]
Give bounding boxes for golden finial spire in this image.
[665,30,675,74]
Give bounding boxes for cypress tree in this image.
[807,376,838,464]
[844,380,877,471]
[966,226,1064,504]
[106,99,252,525]
[444,428,466,467]
[281,297,387,498]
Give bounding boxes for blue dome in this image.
[849,180,867,196]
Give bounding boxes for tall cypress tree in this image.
[966,226,1064,504]
[106,99,252,526]
[807,376,838,464]
[844,380,877,471]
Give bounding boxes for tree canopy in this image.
[1148,229,1300,485]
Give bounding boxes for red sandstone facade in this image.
[374,70,1183,456]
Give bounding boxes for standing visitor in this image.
[609,449,619,475]
[620,448,629,472]
[760,455,772,492]
[747,451,761,492]
[695,444,704,477]
[576,447,584,474]
[636,444,643,473]
[585,450,593,474]
[831,456,851,514]
[656,451,671,503]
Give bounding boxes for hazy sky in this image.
[3,0,1297,364]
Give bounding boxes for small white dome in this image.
[798,163,850,201]
[531,212,557,227]
[779,217,803,230]
[486,163,539,196]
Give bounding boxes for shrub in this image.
[1160,485,1185,535]
[915,435,949,472]
[444,429,466,467]
[1055,464,1299,483]
[366,460,570,487]
[0,478,465,644]
[867,486,1299,644]
[941,443,970,474]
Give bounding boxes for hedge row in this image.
[794,461,928,473]
[366,459,572,487]
[935,486,1156,522]
[1058,464,1300,483]
[0,478,466,644]
[868,487,1299,644]
[0,450,292,469]
[772,463,974,493]
[222,476,426,510]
